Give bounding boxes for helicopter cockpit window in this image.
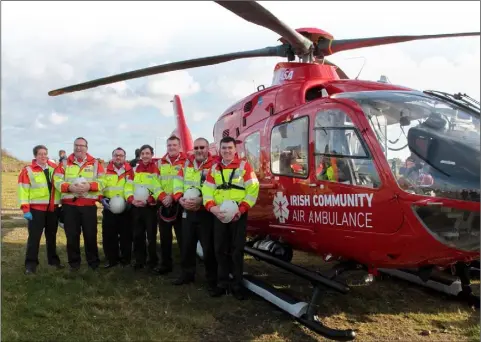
[244,131,261,174]
[314,109,381,188]
[333,90,481,203]
[271,116,309,178]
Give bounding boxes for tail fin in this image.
[170,95,193,153]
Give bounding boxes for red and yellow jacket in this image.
[157,152,186,201]
[202,154,259,215]
[99,161,134,201]
[125,160,162,204]
[53,153,105,206]
[172,153,215,209]
[17,160,60,213]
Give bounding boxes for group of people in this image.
[17,135,260,300]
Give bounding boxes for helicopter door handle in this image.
[260,183,278,189]
[309,183,317,187]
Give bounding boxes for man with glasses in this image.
[53,137,105,271]
[171,138,218,295]
[99,147,134,268]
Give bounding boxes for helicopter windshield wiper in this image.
[423,90,480,114]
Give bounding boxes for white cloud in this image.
[49,112,68,125]
[191,111,208,122]
[1,1,479,161]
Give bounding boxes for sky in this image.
[1,1,480,162]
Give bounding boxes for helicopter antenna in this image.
[343,56,367,80]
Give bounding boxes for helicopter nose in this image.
[413,204,480,252]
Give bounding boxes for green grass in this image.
[2,172,20,210]
[1,221,479,342]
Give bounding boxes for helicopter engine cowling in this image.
[251,239,294,263]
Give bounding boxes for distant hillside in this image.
[2,149,27,172]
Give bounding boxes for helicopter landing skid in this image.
[378,267,480,308]
[243,246,356,341]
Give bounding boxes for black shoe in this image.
[50,263,65,270]
[172,276,195,286]
[104,262,118,269]
[155,265,172,275]
[133,263,144,271]
[209,286,227,298]
[232,288,246,301]
[69,266,80,273]
[25,267,36,275]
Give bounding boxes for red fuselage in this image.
[206,62,480,270]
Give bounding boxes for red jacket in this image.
[18,160,59,213]
[99,161,134,201]
[54,153,104,206]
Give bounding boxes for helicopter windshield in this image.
[333,90,480,203]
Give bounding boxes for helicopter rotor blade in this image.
[317,32,480,56]
[48,45,288,96]
[214,1,312,56]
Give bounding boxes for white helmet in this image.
[183,188,201,200]
[72,176,88,185]
[109,195,126,214]
[219,200,239,223]
[134,186,149,202]
[72,177,89,197]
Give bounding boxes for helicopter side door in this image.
[308,102,404,235]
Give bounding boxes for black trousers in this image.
[63,204,100,268]
[25,208,61,269]
[102,207,133,264]
[132,205,158,266]
[180,209,217,286]
[214,213,248,290]
[159,209,183,269]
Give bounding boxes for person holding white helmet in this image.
[99,147,135,268]
[124,144,163,271]
[171,137,218,295]
[202,136,260,300]
[53,137,104,271]
[155,136,187,275]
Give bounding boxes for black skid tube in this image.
[296,316,356,341]
[244,246,349,293]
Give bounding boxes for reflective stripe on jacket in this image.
[124,161,162,203]
[173,154,214,203]
[100,161,134,200]
[202,156,259,214]
[53,153,105,206]
[17,160,60,213]
[157,153,186,200]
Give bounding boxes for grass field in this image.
[1,155,480,341]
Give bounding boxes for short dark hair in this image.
[220,136,236,147]
[194,137,209,146]
[140,144,154,154]
[74,137,88,146]
[33,145,48,156]
[167,135,180,143]
[59,149,66,153]
[112,147,126,156]
[135,148,141,158]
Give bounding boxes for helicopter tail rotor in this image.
[317,32,480,56]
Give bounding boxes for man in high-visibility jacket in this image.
[202,136,260,300]
[99,147,135,268]
[18,144,63,274]
[53,137,104,271]
[124,144,163,270]
[171,137,218,293]
[155,136,186,275]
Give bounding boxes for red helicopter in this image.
[48,2,480,340]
